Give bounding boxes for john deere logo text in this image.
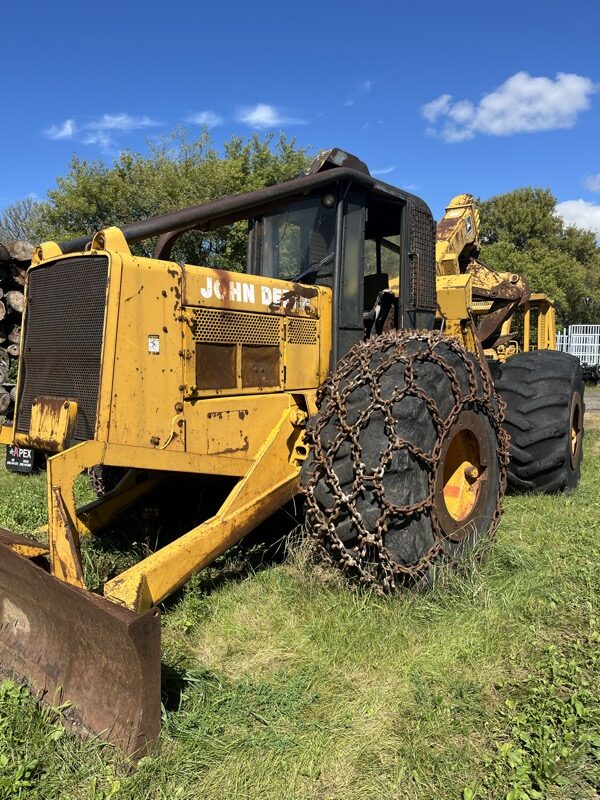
[200,276,284,307]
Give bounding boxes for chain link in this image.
[302,330,510,591]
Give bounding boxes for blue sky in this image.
[1,0,600,235]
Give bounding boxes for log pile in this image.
[0,239,31,424]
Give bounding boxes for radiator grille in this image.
[192,308,281,345]
[17,256,109,442]
[409,206,437,312]
[288,318,317,345]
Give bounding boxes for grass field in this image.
[0,417,598,799]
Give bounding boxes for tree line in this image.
[1,130,599,325]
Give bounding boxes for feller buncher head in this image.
[0,149,508,753]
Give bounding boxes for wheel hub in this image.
[570,391,583,469]
[434,410,493,542]
[442,429,483,522]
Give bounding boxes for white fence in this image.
[557,324,600,365]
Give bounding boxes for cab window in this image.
[252,194,337,282]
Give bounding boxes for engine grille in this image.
[16,256,109,442]
[288,318,317,345]
[409,206,437,312]
[192,308,281,345]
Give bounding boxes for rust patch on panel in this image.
[206,410,250,454]
[241,345,280,388]
[196,343,237,390]
[279,284,319,316]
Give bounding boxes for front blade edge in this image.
[0,541,161,755]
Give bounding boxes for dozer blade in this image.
[0,539,161,756]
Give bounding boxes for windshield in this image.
[260,195,337,281]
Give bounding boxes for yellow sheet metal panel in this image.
[0,424,14,445]
[20,241,331,474]
[99,241,325,465]
[95,250,123,443]
[183,307,324,397]
[182,266,323,317]
[436,274,472,320]
[107,257,185,450]
[181,266,330,398]
[25,396,78,452]
[186,307,285,395]
[285,317,323,389]
[100,442,251,477]
[317,287,333,383]
[435,195,480,276]
[184,393,294,461]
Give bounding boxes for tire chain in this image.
[301,330,510,591]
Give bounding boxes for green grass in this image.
[0,422,599,800]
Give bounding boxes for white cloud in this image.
[238,103,305,129]
[45,119,76,139]
[556,199,600,240]
[186,110,224,128]
[584,174,600,192]
[343,79,374,108]
[43,112,159,153]
[90,113,157,132]
[81,130,115,151]
[422,72,597,143]
[421,94,452,123]
[372,165,397,176]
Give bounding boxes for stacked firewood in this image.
[0,240,30,424]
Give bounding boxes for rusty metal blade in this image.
[0,541,161,756]
[0,527,49,558]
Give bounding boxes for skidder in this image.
[0,150,579,753]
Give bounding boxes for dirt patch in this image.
[585,393,600,414]
[584,405,600,452]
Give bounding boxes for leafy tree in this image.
[0,197,43,243]
[32,129,312,269]
[479,187,600,325]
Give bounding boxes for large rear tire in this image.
[493,350,584,493]
[301,331,508,591]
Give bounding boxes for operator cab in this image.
[246,148,436,361]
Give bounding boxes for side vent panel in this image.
[409,205,436,313]
[189,307,320,393]
[192,308,280,345]
[288,318,318,345]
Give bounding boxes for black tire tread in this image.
[494,350,584,493]
[302,331,506,590]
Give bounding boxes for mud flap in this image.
[0,540,161,756]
